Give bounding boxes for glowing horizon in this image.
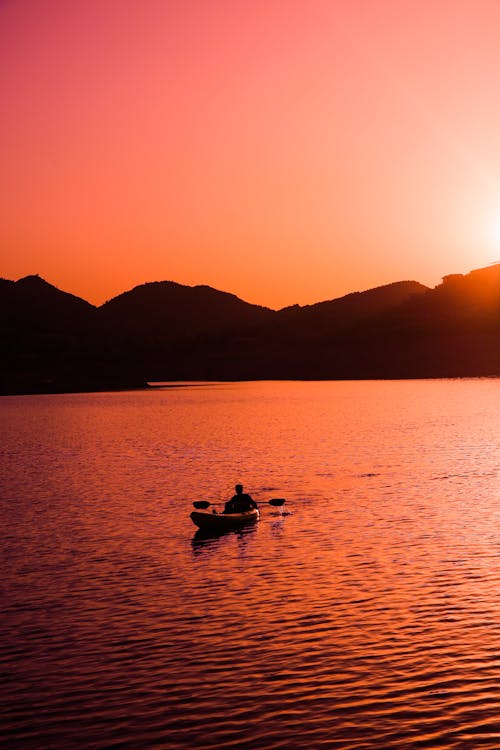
[2,0,500,309]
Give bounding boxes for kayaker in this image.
[224,484,258,514]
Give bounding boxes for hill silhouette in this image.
[0,275,135,394]
[1,264,499,394]
[99,279,274,338]
[0,274,94,331]
[275,281,428,335]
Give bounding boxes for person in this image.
[224,484,258,514]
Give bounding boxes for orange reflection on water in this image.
[1,380,499,748]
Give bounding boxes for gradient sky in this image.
[2,0,500,309]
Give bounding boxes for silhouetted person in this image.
[224,484,258,514]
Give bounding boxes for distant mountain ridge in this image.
[0,274,95,330]
[1,264,499,394]
[99,279,275,338]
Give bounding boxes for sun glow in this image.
[486,213,500,252]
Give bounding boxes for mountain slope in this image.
[98,280,274,339]
[0,276,140,394]
[1,264,499,393]
[275,280,429,336]
[0,275,96,332]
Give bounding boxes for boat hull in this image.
[190,508,260,530]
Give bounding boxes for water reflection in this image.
[191,523,259,553]
[1,380,499,749]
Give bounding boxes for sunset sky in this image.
[2,0,500,309]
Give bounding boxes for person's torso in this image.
[230,494,253,511]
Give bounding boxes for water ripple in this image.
[1,381,500,748]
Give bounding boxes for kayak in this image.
[190,508,260,531]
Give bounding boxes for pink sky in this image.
[2,0,500,308]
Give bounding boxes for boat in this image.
[190,508,260,531]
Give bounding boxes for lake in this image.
[1,379,499,749]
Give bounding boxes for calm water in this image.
[1,380,499,749]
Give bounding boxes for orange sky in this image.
[2,0,500,309]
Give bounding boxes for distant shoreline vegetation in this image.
[1,264,499,395]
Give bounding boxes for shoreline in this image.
[1,373,499,397]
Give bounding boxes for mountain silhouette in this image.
[1,264,499,394]
[275,281,428,334]
[99,280,274,339]
[0,274,95,332]
[0,275,128,394]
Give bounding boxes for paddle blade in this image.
[193,501,211,509]
[269,498,286,506]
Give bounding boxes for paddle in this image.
[193,498,286,510]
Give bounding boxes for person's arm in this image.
[225,495,237,513]
[247,495,258,509]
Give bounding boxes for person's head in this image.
[235,484,243,494]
